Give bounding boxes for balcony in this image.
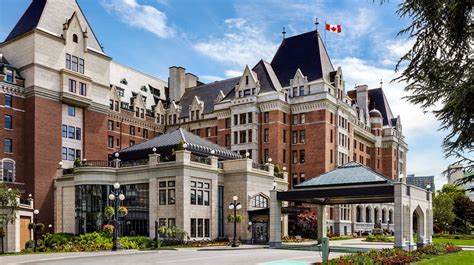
[59,69,92,107]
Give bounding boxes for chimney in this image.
[169,66,186,102]
[355,84,369,122]
[185,73,198,90]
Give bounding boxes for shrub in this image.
[365,234,394,242]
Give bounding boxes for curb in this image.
[197,246,268,251]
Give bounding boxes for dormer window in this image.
[73,34,78,43]
[292,87,297,97]
[299,86,304,96]
[4,69,14,83]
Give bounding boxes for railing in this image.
[19,198,32,206]
[190,154,211,165]
[252,163,269,171]
[63,168,74,174]
[119,159,149,167]
[80,160,115,167]
[274,172,285,179]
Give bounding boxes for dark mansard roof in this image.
[347,88,396,127]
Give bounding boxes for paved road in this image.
[1,248,344,265]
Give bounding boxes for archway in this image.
[356,205,363,222]
[374,207,380,224]
[365,206,372,223]
[382,208,387,223]
[388,209,393,224]
[413,205,425,248]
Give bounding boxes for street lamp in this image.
[48,224,53,234]
[426,184,431,191]
[228,195,242,247]
[33,209,39,252]
[109,182,126,251]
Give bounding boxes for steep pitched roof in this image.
[296,161,394,188]
[271,30,334,87]
[252,60,282,93]
[347,88,396,127]
[119,128,240,160]
[179,77,239,118]
[4,0,104,53]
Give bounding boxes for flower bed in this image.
[317,244,462,264]
[364,235,394,242]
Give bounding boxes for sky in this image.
[0,0,461,190]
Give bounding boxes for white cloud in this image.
[225,69,243,78]
[194,18,278,67]
[101,0,174,38]
[199,75,224,83]
[386,39,416,58]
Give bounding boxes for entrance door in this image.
[20,216,31,250]
[252,222,268,244]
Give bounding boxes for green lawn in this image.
[414,251,474,264]
[432,237,474,246]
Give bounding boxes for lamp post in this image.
[33,209,39,252]
[108,182,125,251]
[48,224,53,234]
[228,195,242,247]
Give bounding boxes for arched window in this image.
[382,209,387,223]
[365,207,371,223]
[356,205,363,222]
[73,34,78,43]
[2,159,15,182]
[251,194,268,208]
[389,209,393,224]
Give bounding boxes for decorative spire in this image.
[315,17,319,31]
[282,27,286,39]
[380,79,383,88]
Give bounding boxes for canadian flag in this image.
[326,23,342,33]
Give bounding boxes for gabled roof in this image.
[252,60,282,93]
[4,0,104,53]
[179,77,239,118]
[271,30,334,87]
[296,161,394,188]
[119,128,240,160]
[348,88,395,127]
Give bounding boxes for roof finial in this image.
[380,78,383,88]
[315,17,319,31]
[282,27,286,39]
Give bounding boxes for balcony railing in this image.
[119,159,149,167]
[252,163,269,171]
[190,154,211,165]
[274,172,285,179]
[81,160,116,167]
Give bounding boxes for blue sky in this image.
[0,0,458,189]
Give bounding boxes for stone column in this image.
[317,205,327,241]
[175,150,191,164]
[148,153,160,166]
[269,190,282,248]
[394,183,410,250]
[209,156,218,169]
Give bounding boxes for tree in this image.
[452,196,474,233]
[0,184,20,227]
[433,192,455,233]
[390,0,473,178]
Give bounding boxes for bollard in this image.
[321,237,329,262]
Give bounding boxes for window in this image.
[292,114,298,125]
[5,95,12,108]
[240,113,246,124]
[108,136,113,148]
[292,174,298,186]
[264,149,269,162]
[73,34,78,43]
[66,53,71,69]
[68,106,75,116]
[245,76,249,85]
[292,131,298,144]
[234,114,238,125]
[206,128,211,137]
[76,127,81,140]
[62,125,67,138]
[330,130,333,143]
[233,132,238,144]
[283,113,287,124]
[159,190,166,205]
[191,189,196,204]
[292,87,297,97]
[251,194,268,208]
[198,219,203,237]
[168,218,176,227]
[300,150,305,163]
[330,113,334,124]
[283,130,286,143]
[108,120,113,130]
[204,219,210,237]
[2,160,14,182]
[68,126,75,139]
[72,55,78,72]
[263,112,269,123]
[299,86,304,96]
[79,58,84,74]
[248,129,252,142]
[283,149,286,163]
[144,129,148,139]
[62,147,67,160]
[292,151,298,164]
[168,189,175,204]
[225,134,230,146]
[264,129,269,142]
[129,140,135,147]
[130,126,135,135]
[68,148,75,161]
[75,149,81,160]
[300,173,305,183]
[5,69,14,82]
[204,191,209,206]
[248,113,253,123]
[79,82,87,96]
[300,113,306,124]
[4,115,12,129]
[300,130,305,143]
[225,118,231,128]
[197,190,203,205]
[68,79,76,93]
[330,149,334,163]
[190,219,196,237]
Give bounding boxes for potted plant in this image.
[104,206,114,219]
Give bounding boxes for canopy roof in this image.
[278,162,397,205]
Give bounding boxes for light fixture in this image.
[114,152,120,158]
[211,150,215,155]
[152,147,157,153]
[232,195,238,201]
[268,157,272,163]
[118,194,125,201]
[248,221,252,226]
[7,188,12,192]
[83,158,87,162]
[426,184,431,190]
[28,194,33,198]
[58,161,63,167]
[245,152,250,158]
[113,182,120,189]
[236,204,242,210]
[33,209,39,215]
[282,166,287,171]
[48,224,52,228]
[228,204,235,210]
[109,194,116,201]
[183,143,188,149]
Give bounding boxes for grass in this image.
[432,237,474,246]
[414,251,474,264]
